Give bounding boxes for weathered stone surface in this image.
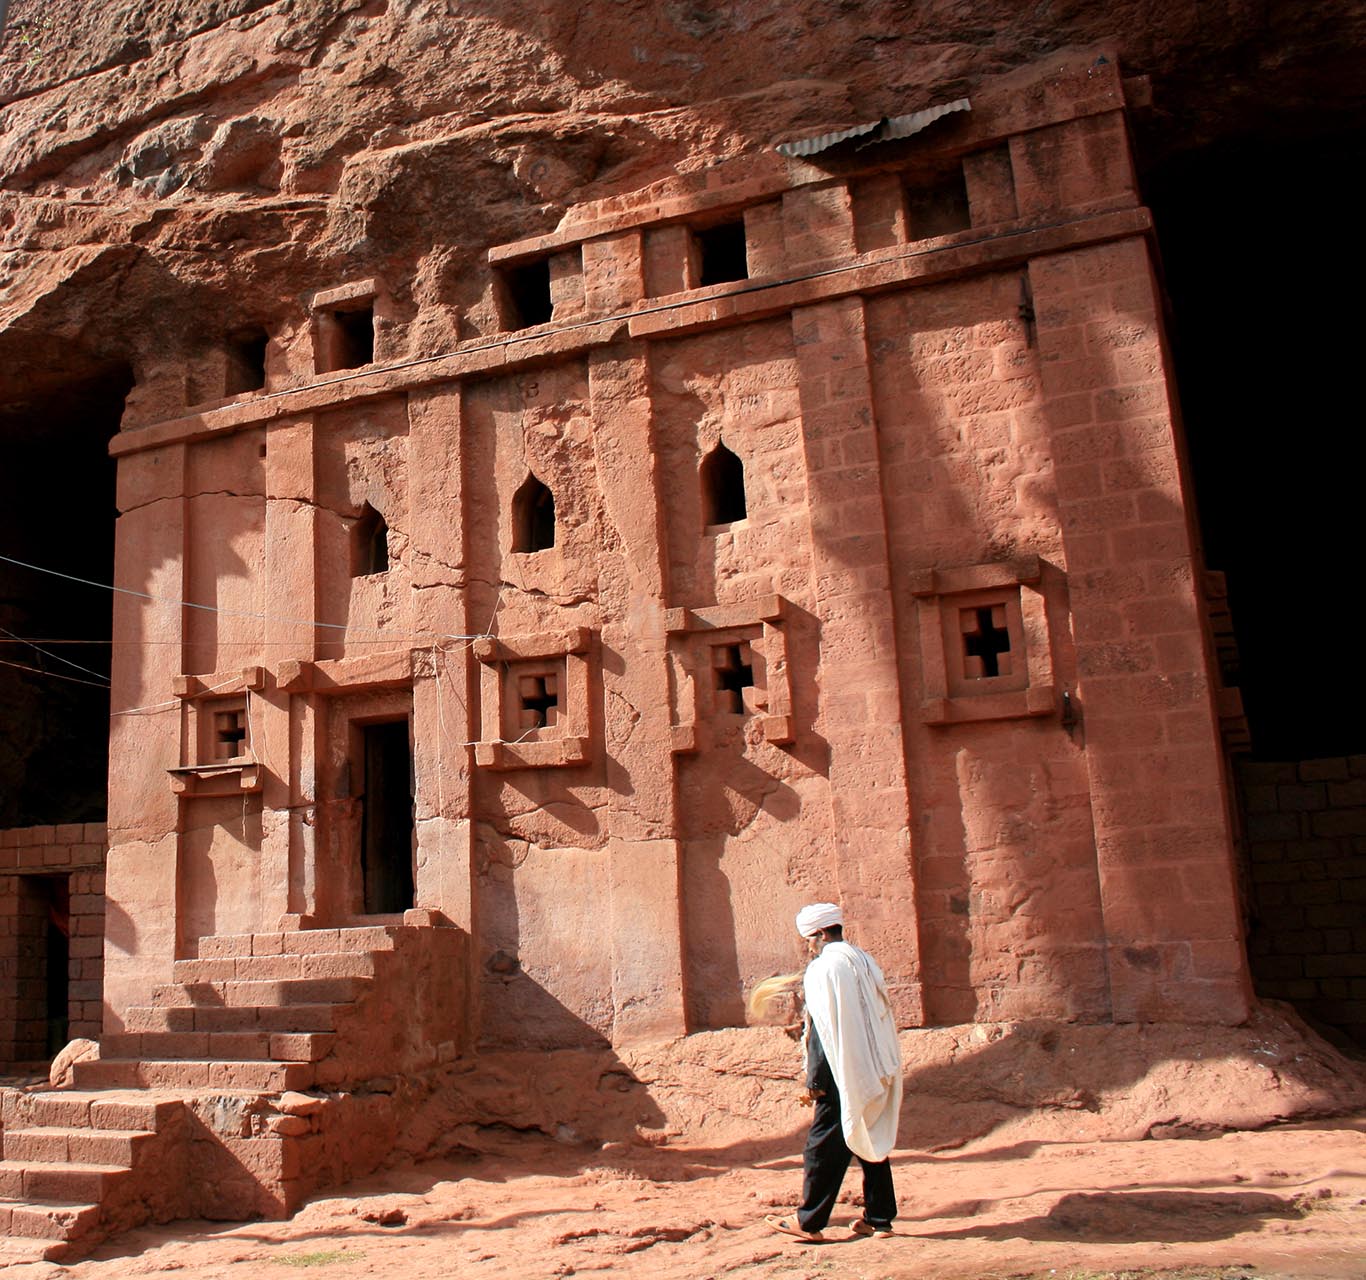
[2,0,1361,398]
[46,1037,98,1089]
[2,1,1361,1257]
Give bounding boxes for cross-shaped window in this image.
[961,605,1012,678]
[518,673,559,732]
[713,642,755,714]
[213,708,248,760]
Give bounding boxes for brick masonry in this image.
[1241,756,1366,1045]
[0,824,107,1068]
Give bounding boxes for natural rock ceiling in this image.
[1,0,1362,394]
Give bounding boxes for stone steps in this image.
[195,925,403,960]
[2,919,462,1257]
[171,951,380,985]
[123,1001,343,1035]
[72,1058,316,1091]
[1,1127,156,1165]
[101,1031,336,1063]
[148,975,373,1008]
[0,1198,100,1246]
[1,1089,181,1133]
[0,1088,177,1256]
[0,1160,129,1204]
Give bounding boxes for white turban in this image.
[795,902,843,938]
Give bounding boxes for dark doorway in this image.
[359,720,415,915]
[14,875,70,1060]
[1147,131,1364,760]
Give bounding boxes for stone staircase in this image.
[1,919,467,1258]
[0,1088,185,1262]
[76,921,460,1092]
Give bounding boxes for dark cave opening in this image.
[0,363,131,827]
[1144,129,1365,762]
[1143,124,1366,1047]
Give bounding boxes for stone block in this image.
[1299,757,1350,782]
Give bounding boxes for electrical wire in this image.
[0,656,110,689]
[111,675,242,717]
[0,551,487,642]
[0,623,111,683]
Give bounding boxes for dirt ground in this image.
[4,1113,1363,1280]
[5,1010,1365,1278]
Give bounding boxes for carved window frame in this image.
[665,595,794,753]
[473,628,593,770]
[169,667,266,797]
[909,557,1057,725]
[311,278,382,374]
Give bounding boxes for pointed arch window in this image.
[513,473,556,552]
[353,503,389,576]
[701,441,747,527]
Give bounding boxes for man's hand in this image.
[798,1087,825,1107]
[781,1021,803,1041]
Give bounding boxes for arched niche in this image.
[512,473,556,553]
[700,441,747,527]
[352,503,389,576]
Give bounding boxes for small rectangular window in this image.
[500,258,554,329]
[195,695,250,765]
[316,305,375,373]
[904,167,971,241]
[225,327,268,394]
[694,219,749,287]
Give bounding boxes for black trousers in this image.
[797,1026,897,1233]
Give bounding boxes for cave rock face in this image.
[2,0,1361,389]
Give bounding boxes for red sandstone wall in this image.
[1242,756,1366,1044]
[76,53,1254,1049]
[0,824,106,1066]
[867,271,1106,1024]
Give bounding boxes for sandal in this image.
[765,1214,824,1242]
[850,1216,894,1237]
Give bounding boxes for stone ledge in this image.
[629,206,1150,340]
[108,207,1150,460]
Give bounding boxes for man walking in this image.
[766,902,902,1243]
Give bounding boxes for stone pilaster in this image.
[587,345,687,1041]
[103,444,188,1031]
[262,418,321,928]
[791,295,923,1023]
[407,385,479,1034]
[1029,238,1250,1022]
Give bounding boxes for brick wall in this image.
[0,823,107,1066]
[1241,758,1366,1045]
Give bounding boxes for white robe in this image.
[803,941,903,1162]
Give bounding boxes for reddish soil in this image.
[6,1008,1365,1276]
[4,1113,1364,1279]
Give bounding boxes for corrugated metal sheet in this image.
[776,98,971,158]
[774,118,884,158]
